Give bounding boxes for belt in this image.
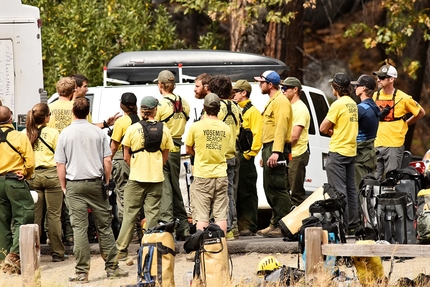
[36,166,54,170]
[67,177,102,182]
[0,173,20,180]
[262,141,273,148]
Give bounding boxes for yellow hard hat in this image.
[256,256,282,277]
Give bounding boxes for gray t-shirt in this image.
[55,119,112,180]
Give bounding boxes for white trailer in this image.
[0,0,46,129]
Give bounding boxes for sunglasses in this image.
[281,86,294,92]
[234,89,243,93]
[377,75,391,80]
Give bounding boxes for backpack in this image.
[184,223,230,287]
[161,95,189,123]
[128,222,176,287]
[237,101,254,152]
[0,127,25,162]
[130,121,163,155]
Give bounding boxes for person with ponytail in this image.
[25,103,66,262]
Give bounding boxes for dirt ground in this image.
[1,251,430,287]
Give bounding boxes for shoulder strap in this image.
[161,95,190,123]
[129,113,140,124]
[0,127,25,162]
[37,126,55,154]
[221,100,238,125]
[242,101,253,116]
[129,121,147,155]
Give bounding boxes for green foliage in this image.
[345,0,430,77]
[23,0,184,96]
[197,22,226,50]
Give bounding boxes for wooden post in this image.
[305,227,323,283]
[19,224,41,287]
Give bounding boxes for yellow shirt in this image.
[291,100,310,157]
[325,96,358,157]
[0,124,35,179]
[122,121,173,182]
[261,91,292,152]
[22,126,58,168]
[154,94,190,140]
[185,118,230,178]
[47,100,73,132]
[48,99,92,133]
[111,114,140,156]
[217,99,240,159]
[238,100,263,160]
[373,89,422,148]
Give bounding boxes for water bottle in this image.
[183,271,193,287]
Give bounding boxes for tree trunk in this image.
[263,1,304,80]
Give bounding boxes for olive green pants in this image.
[116,180,162,256]
[28,167,65,257]
[262,143,291,227]
[0,176,34,260]
[159,150,190,237]
[112,159,130,221]
[65,179,118,274]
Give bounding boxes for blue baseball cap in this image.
[254,70,281,85]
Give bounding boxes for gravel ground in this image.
[1,252,430,286]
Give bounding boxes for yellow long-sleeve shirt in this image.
[238,99,263,160]
[261,91,292,152]
[0,124,35,179]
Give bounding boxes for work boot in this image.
[106,266,129,278]
[239,229,256,236]
[52,254,68,262]
[64,236,74,246]
[267,227,283,238]
[117,251,128,262]
[257,225,275,236]
[69,273,89,283]
[4,252,21,274]
[226,231,235,241]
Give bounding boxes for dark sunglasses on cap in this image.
[234,89,243,93]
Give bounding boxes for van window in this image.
[299,91,315,135]
[86,94,94,114]
[310,92,330,138]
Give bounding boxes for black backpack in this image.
[130,121,163,155]
[237,101,254,152]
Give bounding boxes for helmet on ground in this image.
[256,256,282,277]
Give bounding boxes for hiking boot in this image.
[52,254,68,262]
[267,227,283,238]
[117,252,128,261]
[106,266,129,278]
[186,251,195,262]
[226,231,235,241]
[257,225,275,236]
[232,229,240,239]
[4,252,21,274]
[64,236,74,246]
[69,273,89,283]
[239,229,256,236]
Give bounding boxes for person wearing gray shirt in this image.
[55,98,128,283]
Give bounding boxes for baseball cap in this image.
[233,80,252,93]
[254,70,281,85]
[280,77,302,90]
[120,92,137,106]
[154,70,176,83]
[140,96,161,109]
[204,93,220,108]
[351,75,376,90]
[372,64,398,78]
[329,73,351,88]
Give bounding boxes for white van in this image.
[0,0,46,129]
[50,81,330,209]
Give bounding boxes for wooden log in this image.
[305,227,323,283]
[19,224,41,287]
[322,243,430,257]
